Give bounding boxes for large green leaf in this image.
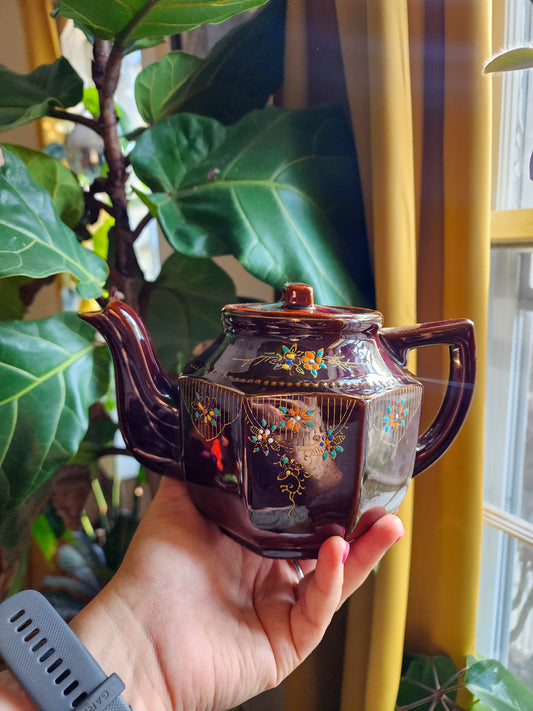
[130,112,227,192]
[2,144,84,228]
[0,314,110,513]
[136,0,286,125]
[135,52,202,125]
[130,106,373,306]
[484,48,533,74]
[145,253,237,374]
[0,57,83,131]
[55,0,268,42]
[465,659,533,710]
[0,149,107,299]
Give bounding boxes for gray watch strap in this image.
[0,590,133,711]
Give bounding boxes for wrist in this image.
[69,580,171,711]
[0,589,137,711]
[0,669,37,710]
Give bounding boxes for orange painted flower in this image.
[279,405,314,432]
[301,349,326,377]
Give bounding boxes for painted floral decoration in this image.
[277,455,316,514]
[318,428,344,459]
[301,349,327,377]
[383,398,409,433]
[250,419,280,455]
[194,392,221,427]
[279,405,315,432]
[278,344,298,370]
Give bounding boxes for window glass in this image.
[495,0,533,210]
[478,247,533,689]
[479,0,533,688]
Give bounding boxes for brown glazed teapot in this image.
[81,283,476,559]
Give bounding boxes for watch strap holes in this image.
[46,656,62,673]
[8,608,25,623]
[72,691,88,707]
[38,647,54,663]
[16,618,32,633]
[31,637,47,652]
[63,679,79,697]
[54,668,70,684]
[24,627,39,643]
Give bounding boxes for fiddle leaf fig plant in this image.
[0,0,372,595]
[130,105,367,307]
[0,149,106,297]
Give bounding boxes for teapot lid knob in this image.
[283,283,314,309]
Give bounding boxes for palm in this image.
[76,478,402,711]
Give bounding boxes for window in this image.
[476,0,533,689]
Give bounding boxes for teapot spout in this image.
[80,302,181,477]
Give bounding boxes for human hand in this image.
[67,477,403,711]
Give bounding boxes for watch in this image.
[0,590,133,711]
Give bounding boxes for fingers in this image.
[289,515,403,661]
[289,536,348,660]
[341,514,404,604]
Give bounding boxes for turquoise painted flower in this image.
[383,399,409,433]
[250,418,279,455]
[319,428,344,459]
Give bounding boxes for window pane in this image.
[477,247,533,688]
[478,526,533,690]
[495,0,533,209]
[482,249,532,511]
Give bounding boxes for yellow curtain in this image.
[283,1,490,709]
[17,0,61,147]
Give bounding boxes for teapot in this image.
[81,283,476,559]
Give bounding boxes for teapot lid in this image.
[224,283,379,323]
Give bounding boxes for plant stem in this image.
[132,211,153,241]
[47,108,103,135]
[93,38,143,310]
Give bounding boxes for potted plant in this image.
[396,652,533,710]
[0,0,372,601]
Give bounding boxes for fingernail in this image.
[342,540,351,564]
[394,529,405,544]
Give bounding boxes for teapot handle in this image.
[380,319,476,477]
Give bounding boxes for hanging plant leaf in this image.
[55,0,269,42]
[465,659,533,711]
[145,252,237,374]
[138,0,286,125]
[0,313,110,513]
[396,654,460,711]
[0,57,83,131]
[135,52,203,125]
[484,47,533,73]
[0,149,108,299]
[2,144,84,228]
[130,106,372,306]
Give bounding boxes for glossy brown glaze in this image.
[80,284,476,558]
